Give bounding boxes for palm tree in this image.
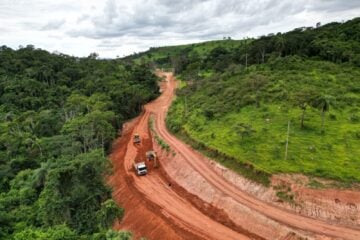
[275,34,286,57]
[314,95,333,133]
[25,136,43,157]
[31,161,51,189]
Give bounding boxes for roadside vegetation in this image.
[0,46,159,239]
[157,18,360,185]
[149,117,170,152]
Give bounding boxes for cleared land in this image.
[109,72,360,240]
[167,59,360,184]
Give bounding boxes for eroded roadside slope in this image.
[109,71,360,240]
[108,77,255,239]
[152,72,360,240]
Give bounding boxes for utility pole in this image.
[245,53,248,70]
[285,120,290,161]
[244,37,248,70]
[184,96,187,117]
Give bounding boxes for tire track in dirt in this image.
[109,116,187,240]
[109,78,258,239]
[109,71,360,240]
[153,72,360,240]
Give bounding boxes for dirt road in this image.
[109,74,255,239]
[109,71,360,240]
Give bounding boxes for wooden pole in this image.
[245,38,248,70]
[184,96,187,117]
[285,120,290,161]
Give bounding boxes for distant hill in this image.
[134,18,360,185]
[129,17,360,72]
[125,39,249,67]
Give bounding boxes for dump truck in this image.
[133,134,141,144]
[134,162,147,176]
[146,150,157,168]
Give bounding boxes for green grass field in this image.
[167,59,360,184]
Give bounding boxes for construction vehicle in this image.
[134,162,147,176]
[146,150,157,167]
[133,134,141,144]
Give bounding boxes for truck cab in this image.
[134,162,147,175]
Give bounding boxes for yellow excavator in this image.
[146,151,157,168]
[133,134,141,144]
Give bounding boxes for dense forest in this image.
[0,45,159,239]
[131,18,360,75]
[152,18,360,185]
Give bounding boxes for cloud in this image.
[308,0,360,13]
[41,19,66,31]
[0,0,359,57]
[68,0,351,40]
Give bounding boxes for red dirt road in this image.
[109,72,360,240]
[109,74,253,239]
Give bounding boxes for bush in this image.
[349,113,360,123]
[106,230,133,240]
[329,113,337,120]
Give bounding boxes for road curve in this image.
[127,112,251,239]
[151,72,360,240]
[110,73,256,239]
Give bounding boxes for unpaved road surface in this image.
[109,72,360,240]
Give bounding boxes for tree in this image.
[38,150,113,233]
[292,88,317,129]
[88,52,99,59]
[206,47,231,72]
[31,161,51,190]
[275,33,286,57]
[0,45,157,239]
[106,230,133,240]
[234,123,256,141]
[254,39,267,63]
[13,225,77,240]
[97,199,124,230]
[61,110,115,153]
[244,74,268,107]
[314,95,333,133]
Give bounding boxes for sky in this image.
[0,0,359,58]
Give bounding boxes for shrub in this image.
[329,113,337,120]
[349,113,360,123]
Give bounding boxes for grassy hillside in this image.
[126,39,249,68]
[0,46,158,239]
[168,58,360,183]
[163,18,360,185]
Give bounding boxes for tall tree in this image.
[314,95,333,133]
[293,88,317,129]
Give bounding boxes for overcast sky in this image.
[0,0,359,58]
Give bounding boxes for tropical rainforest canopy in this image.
[0,45,159,239]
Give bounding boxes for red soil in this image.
[108,71,360,240]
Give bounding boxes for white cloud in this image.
[41,19,66,31]
[0,0,359,58]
